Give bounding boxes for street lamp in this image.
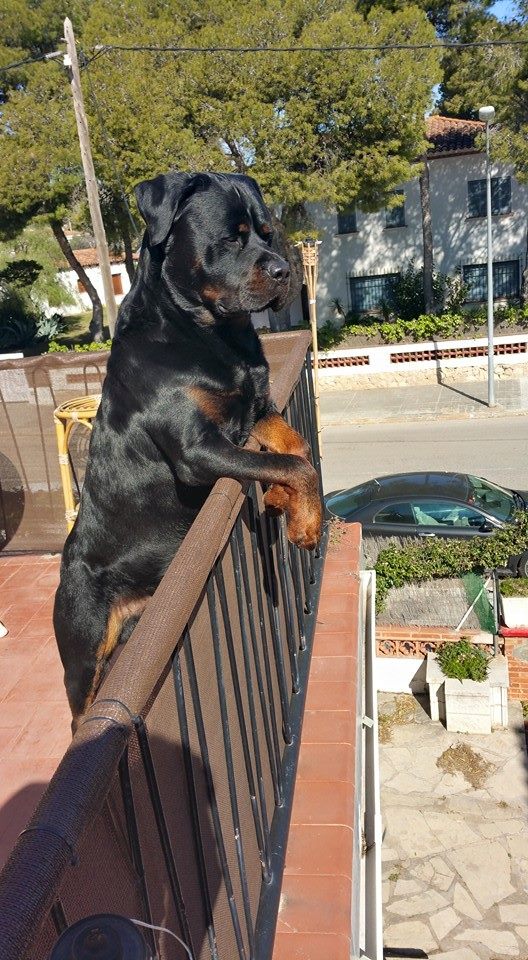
[478,104,496,407]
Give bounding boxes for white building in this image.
[312,116,528,324]
[57,248,136,315]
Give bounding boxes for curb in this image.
[321,405,528,427]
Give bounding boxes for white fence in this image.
[318,332,528,379]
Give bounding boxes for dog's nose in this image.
[265,258,290,282]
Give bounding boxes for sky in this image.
[491,0,521,19]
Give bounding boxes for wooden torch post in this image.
[299,239,322,457]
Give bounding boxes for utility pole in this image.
[63,17,118,336]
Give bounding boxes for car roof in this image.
[368,472,469,501]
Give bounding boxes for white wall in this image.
[57,262,132,315]
[311,153,528,325]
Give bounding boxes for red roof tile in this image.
[67,247,139,269]
[426,115,484,156]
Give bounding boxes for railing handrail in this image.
[0,329,313,960]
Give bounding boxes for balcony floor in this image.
[0,553,69,870]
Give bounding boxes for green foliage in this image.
[499,578,528,598]
[48,339,112,353]
[436,639,489,682]
[0,259,42,288]
[374,511,528,610]
[35,313,65,341]
[0,288,38,349]
[319,303,528,350]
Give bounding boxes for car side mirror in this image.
[480,521,494,533]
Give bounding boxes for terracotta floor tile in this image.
[317,593,358,620]
[310,655,357,683]
[290,779,354,827]
[301,710,354,745]
[276,874,351,936]
[297,743,355,784]
[0,726,20,755]
[312,631,356,658]
[283,824,353,879]
[0,700,39,729]
[315,609,359,633]
[273,932,350,960]
[304,681,354,713]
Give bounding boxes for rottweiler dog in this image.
[53,171,323,728]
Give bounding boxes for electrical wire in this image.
[129,918,193,960]
[91,38,528,54]
[2,34,528,74]
[0,50,62,73]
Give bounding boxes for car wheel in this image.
[517,551,528,578]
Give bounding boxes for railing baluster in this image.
[287,541,307,652]
[118,748,157,959]
[50,900,68,936]
[214,561,270,881]
[134,716,196,959]
[246,488,283,803]
[173,641,219,960]
[207,578,255,957]
[230,528,272,880]
[258,509,293,745]
[184,636,248,960]
[272,515,300,695]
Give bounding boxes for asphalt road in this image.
[321,414,528,495]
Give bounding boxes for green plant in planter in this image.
[436,639,489,682]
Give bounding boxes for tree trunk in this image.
[522,226,528,306]
[419,157,435,315]
[121,218,136,284]
[50,219,104,341]
[117,198,137,283]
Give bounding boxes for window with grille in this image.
[385,190,405,228]
[337,207,357,234]
[462,260,520,302]
[349,273,399,313]
[467,177,511,218]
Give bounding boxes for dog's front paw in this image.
[264,484,291,516]
[286,492,323,551]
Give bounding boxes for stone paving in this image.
[380,692,528,959]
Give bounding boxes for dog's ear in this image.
[134,172,196,247]
[269,215,304,312]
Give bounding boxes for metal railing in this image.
[0,331,327,960]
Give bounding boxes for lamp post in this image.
[479,104,496,407]
[298,238,322,457]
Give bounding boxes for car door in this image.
[363,501,418,537]
[412,499,497,539]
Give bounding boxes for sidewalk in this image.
[320,376,528,425]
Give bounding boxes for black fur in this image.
[53,171,321,722]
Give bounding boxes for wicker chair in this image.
[54,395,101,532]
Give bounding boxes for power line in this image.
[0,50,62,73]
[2,34,528,74]
[92,38,528,54]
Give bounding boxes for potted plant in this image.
[426,639,508,733]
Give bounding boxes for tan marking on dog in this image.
[77,595,149,724]
[188,386,241,424]
[238,222,250,233]
[251,412,311,460]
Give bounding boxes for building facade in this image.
[311,117,528,324]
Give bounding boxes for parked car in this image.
[325,472,528,575]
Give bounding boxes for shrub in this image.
[0,289,38,350]
[499,577,528,598]
[374,511,528,610]
[47,339,112,353]
[436,639,489,682]
[35,312,66,341]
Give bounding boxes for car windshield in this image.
[467,475,515,522]
[327,481,374,517]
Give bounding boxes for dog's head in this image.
[134,171,302,316]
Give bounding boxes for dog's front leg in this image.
[250,410,316,524]
[178,433,322,550]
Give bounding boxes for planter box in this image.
[426,653,509,733]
